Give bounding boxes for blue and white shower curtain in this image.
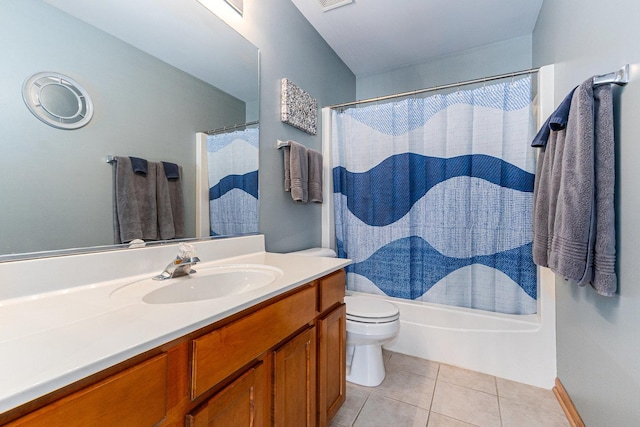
[207,128,259,236]
[332,77,538,314]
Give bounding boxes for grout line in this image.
[350,388,372,427]
[496,376,504,427]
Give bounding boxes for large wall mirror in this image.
[0,0,259,260]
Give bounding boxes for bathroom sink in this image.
[111,264,283,304]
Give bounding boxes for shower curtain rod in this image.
[203,120,259,136]
[327,64,630,110]
[327,68,540,109]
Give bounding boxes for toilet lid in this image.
[345,296,399,322]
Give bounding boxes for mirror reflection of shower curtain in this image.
[332,76,538,315]
[206,128,259,236]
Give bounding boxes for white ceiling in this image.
[291,0,544,77]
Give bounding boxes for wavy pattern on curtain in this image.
[332,77,537,315]
[207,128,259,236]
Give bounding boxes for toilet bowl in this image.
[287,247,400,387]
[344,295,400,386]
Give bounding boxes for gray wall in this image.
[533,1,640,424]
[0,0,244,254]
[224,0,356,252]
[356,35,532,100]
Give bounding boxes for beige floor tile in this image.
[353,393,429,427]
[431,381,501,427]
[386,352,440,379]
[496,377,564,415]
[500,397,570,427]
[438,364,497,395]
[373,365,436,409]
[382,348,393,364]
[332,383,371,427]
[427,412,479,427]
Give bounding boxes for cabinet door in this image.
[317,304,346,427]
[186,364,264,427]
[273,327,317,427]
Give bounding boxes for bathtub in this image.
[357,266,557,389]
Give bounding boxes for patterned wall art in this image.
[281,78,317,135]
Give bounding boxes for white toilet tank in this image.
[288,247,337,257]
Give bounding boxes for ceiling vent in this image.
[317,0,354,12]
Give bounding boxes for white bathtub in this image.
[357,267,557,389]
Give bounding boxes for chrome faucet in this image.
[153,256,201,280]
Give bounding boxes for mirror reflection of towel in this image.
[129,156,148,175]
[113,157,184,243]
[161,161,180,180]
[113,156,158,243]
[157,163,185,239]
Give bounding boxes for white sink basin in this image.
[110,264,283,304]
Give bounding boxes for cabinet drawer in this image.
[190,285,316,399]
[318,269,345,313]
[8,353,168,427]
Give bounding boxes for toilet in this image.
[288,248,400,387]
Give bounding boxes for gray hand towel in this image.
[308,148,323,203]
[113,156,158,244]
[283,140,308,203]
[156,162,185,240]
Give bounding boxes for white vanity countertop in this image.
[0,251,350,414]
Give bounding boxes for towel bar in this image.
[277,140,290,149]
[593,64,629,86]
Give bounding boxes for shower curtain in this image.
[207,128,259,236]
[332,77,537,315]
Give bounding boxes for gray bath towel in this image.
[532,79,617,296]
[308,148,323,203]
[113,156,158,244]
[283,140,308,203]
[591,84,617,296]
[156,163,185,240]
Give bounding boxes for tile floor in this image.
[331,350,570,427]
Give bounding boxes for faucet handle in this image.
[178,242,196,259]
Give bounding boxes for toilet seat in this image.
[345,296,400,324]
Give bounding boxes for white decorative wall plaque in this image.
[281,78,317,135]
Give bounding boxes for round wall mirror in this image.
[22,72,94,130]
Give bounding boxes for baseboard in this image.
[553,378,585,427]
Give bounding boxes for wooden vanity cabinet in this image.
[4,269,346,427]
[316,270,347,426]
